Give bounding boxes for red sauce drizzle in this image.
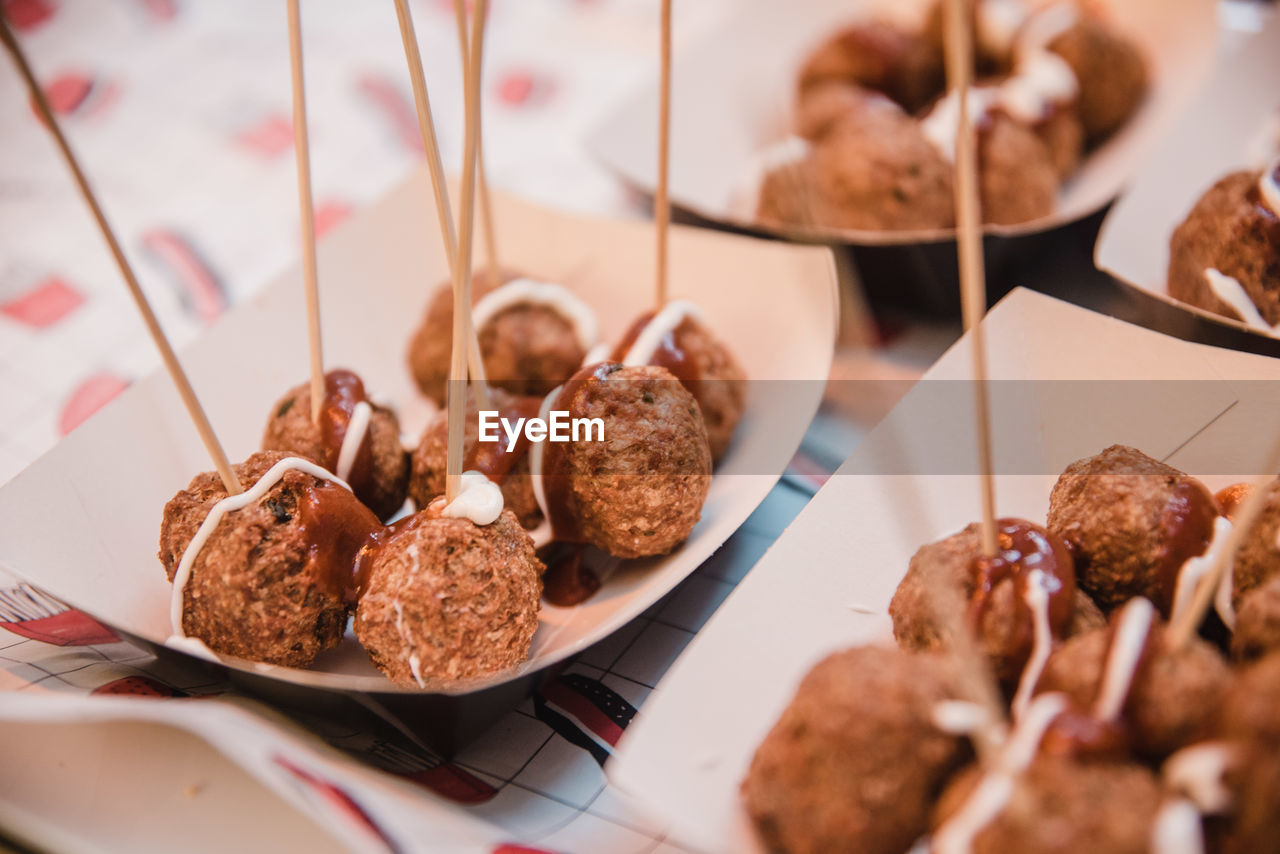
[316,369,374,498]
[1151,481,1219,617]
[296,481,383,606]
[465,395,543,485]
[540,363,621,544]
[1215,483,1252,521]
[611,311,704,399]
[541,545,601,607]
[1040,707,1130,760]
[967,518,1076,671]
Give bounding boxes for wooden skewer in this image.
[0,18,242,495]
[925,577,1007,762]
[446,0,489,503]
[1168,447,1280,650]
[452,0,500,285]
[654,0,672,311]
[943,0,998,558]
[286,0,325,425]
[392,0,491,411]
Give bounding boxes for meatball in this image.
[1229,478,1280,606]
[977,111,1059,225]
[1233,576,1280,661]
[262,369,408,520]
[1047,15,1148,144]
[1215,653,1280,854]
[798,21,945,114]
[409,388,542,529]
[890,518,1077,685]
[743,646,965,854]
[535,363,712,559]
[795,81,895,142]
[1046,445,1219,613]
[1037,610,1230,758]
[933,754,1162,854]
[406,270,592,403]
[610,306,746,462]
[1031,106,1085,181]
[1168,169,1280,329]
[762,97,955,232]
[158,450,381,667]
[354,502,542,685]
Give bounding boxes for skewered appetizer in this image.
[745,444,1280,853]
[1168,158,1280,335]
[754,0,1147,231]
[262,368,410,521]
[406,271,600,404]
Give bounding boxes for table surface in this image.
[0,1,1274,852]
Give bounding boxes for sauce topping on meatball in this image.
[316,369,375,495]
[967,518,1076,661]
[465,394,543,485]
[1152,481,1218,616]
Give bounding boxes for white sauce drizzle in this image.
[335,400,372,483]
[438,471,504,526]
[1164,741,1237,815]
[472,278,599,351]
[922,87,997,163]
[527,384,559,526]
[169,457,352,638]
[1204,268,1279,334]
[1170,515,1234,629]
[1010,569,1054,720]
[932,692,1069,854]
[1093,596,1156,721]
[1258,158,1280,218]
[997,49,1078,124]
[622,299,706,367]
[1151,799,1206,854]
[757,135,811,171]
[932,700,993,736]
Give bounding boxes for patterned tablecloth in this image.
[0,1,870,852]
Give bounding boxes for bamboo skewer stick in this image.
[392,0,491,411]
[1168,446,1280,650]
[452,0,500,284]
[286,0,326,425]
[446,0,489,503]
[654,0,672,311]
[0,18,241,495]
[943,0,998,558]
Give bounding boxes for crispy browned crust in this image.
[1168,171,1280,326]
[1046,445,1215,611]
[743,646,965,854]
[157,450,349,667]
[934,755,1161,854]
[1048,16,1148,144]
[1231,479,1280,607]
[262,379,408,521]
[354,506,542,684]
[672,317,746,463]
[556,364,712,559]
[798,21,945,114]
[761,97,956,232]
[405,269,585,403]
[1233,576,1280,661]
[1037,617,1229,758]
[408,390,543,530]
[978,113,1059,226]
